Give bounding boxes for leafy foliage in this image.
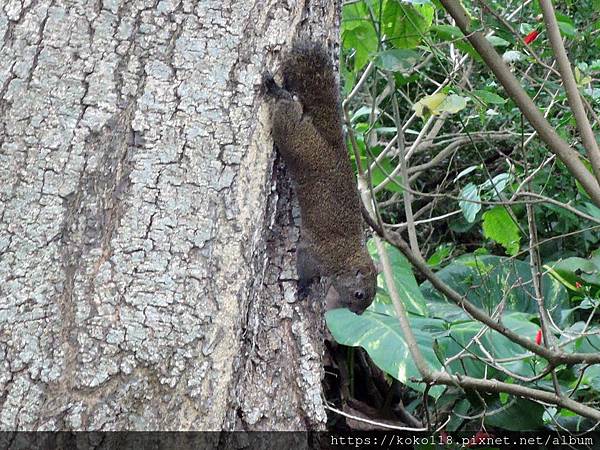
[326,242,586,430]
[421,254,569,326]
[482,207,520,256]
[327,307,446,398]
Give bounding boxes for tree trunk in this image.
[0,0,339,431]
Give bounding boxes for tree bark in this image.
[0,0,338,431]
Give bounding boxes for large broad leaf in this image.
[325,308,446,398]
[444,313,542,378]
[374,49,420,72]
[342,2,378,71]
[327,248,557,399]
[368,240,428,315]
[429,24,480,60]
[420,255,570,327]
[579,364,600,393]
[486,36,510,48]
[567,323,600,394]
[480,172,512,196]
[545,253,600,287]
[583,202,600,219]
[558,20,577,38]
[379,0,434,49]
[343,23,379,71]
[471,89,507,106]
[484,398,545,431]
[326,309,541,400]
[482,207,521,256]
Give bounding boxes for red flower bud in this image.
[575,281,583,289]
[524,30,540,45]
[535,329,543,345]
[440,431,450,444]
[466,430,493,447]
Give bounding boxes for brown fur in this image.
[263,42,377,314]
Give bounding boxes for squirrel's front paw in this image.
[297,278,313,299]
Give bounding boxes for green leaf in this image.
[381,0,434,49]
[429,24,463,40]
[351,106,379,121]
[325,308,446,398]
[370,157,404,193]
[374,49,420,72]
[427,244,453,267]
[519,23,535,34]
[558,21,577,38]
[485,398,545,430]
[421,255,570,327]
[583,366,600,393]
[342,2,378,71]
[486,35,510,47]
[480,172,511,197]
[369,240,429,315]
[459,183,481,223]
[342,0,369,29]
[471,89,507,105]
[439,94,468,113]
[340,61,357,94]
[482,207,521,256]
[583,202,600,219]
[591,59,600,71]
[561,324,600,393]
[446,313,541,378]
[546,256,600,287]
[326,308,542,398]
[446,399,471,431]
[343,22,379,71]
[430,24,480,60]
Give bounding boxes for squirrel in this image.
[262,41,377,315]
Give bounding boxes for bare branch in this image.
[388,73,422,259]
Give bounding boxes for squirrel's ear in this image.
[355,267,369,279]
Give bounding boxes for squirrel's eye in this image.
[354,290,365,300]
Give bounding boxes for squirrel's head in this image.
[326,262,377,315]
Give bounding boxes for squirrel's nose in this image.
[350,305,365,315]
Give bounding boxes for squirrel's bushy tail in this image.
[280,41,344,148]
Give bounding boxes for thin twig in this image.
[323,402,430,431]
[388,73,422,259]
